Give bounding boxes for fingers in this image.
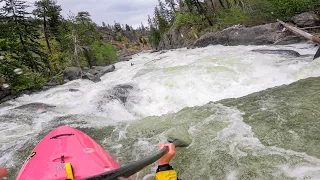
[158,143,176,165]
[167,143,176,155]
[0,166,8,178]
[158,143,165,150]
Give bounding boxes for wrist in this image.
[156,164,174,172]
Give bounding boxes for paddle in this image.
[83,139,189,180]
[314,46,320,60]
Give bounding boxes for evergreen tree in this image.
[114,21,122,32]
[33,0,62,54]
[165,0,177,12]
[76,11,92,24]
[0,0,48,72]
[141,22,146,31]
[125,24,131,31]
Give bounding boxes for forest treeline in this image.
[0,0,149,93]
[148,0,320,47]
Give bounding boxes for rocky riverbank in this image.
[0,65,117,104]
[157,12,320,50]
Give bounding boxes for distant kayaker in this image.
[0,166,8,178]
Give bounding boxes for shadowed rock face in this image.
[252,49,301,57]
[193,23,304,48]
[292,12,320,27]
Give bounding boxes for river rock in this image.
[63,67,82,81]
[82,72,101,83]
[107,84,134,104]
[193,23,304,47]
[88,65,115,77]
[292,12,320,27]
[252,49,301,57]
[0,89,11,102]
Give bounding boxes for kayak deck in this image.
[17,126,120,180]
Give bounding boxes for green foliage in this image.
[0,0,120,96]
[91,41,118,66]
[149,26,161,48]
[10,72,47,93]
[174,12,202,29]
[33,0,62,38]
[271,0,313,18]
[158,15,170,34]
[216,7,251,29]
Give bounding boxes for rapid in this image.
[1,44,320,179]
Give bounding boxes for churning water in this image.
[1,44,320,179]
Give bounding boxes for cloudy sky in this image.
[25,0,158,27]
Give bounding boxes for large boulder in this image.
[82,73,101,83]
[193,23,304,47]
[85,65,115,78]
[292,12,320,27]
[63,67,82,81]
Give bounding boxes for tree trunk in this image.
[72,30,80,67]
[225,0,231,8]
[277,19,320,44]
[195,0,213,26]
[169,1,176,12]
[218,0,226,8]
[210,0,217,18]
[43,7,52,54]
[179,0,184,13]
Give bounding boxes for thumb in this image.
[158,143,165,150]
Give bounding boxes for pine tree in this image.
[33,0,62,54]
[185,0,195,13]
[125,24,131,31]
[76,11,92,24]
[0,0,48,72]
[195,0,213,26]
[114,21,122,32]
[165,0,177,12]
[141,22,145,32]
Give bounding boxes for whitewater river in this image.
[1,44,320,179]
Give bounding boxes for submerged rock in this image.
[107,84,134,104]
[252,49,301,57]
[15,103,56,111]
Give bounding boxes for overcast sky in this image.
[24,0,158,27]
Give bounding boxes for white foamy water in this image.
[1,44,320,178]
[6,44,320,117]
